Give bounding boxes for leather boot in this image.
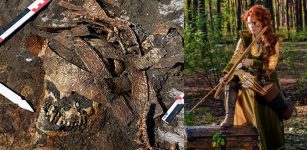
[220,78,240,127]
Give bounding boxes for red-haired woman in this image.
[219,5,293,150]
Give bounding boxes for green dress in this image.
[224,31,285,150]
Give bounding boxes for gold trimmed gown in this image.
[223,31,285,150]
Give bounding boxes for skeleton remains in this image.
[27,0,184,149]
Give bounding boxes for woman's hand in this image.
[219,74,229,86]
[242,58,254,67]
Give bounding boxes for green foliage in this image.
[184,0,236,82]
[278,28,307,42]
[281,47,297,72]
[184,21,206,72]
[281,43,306,74]
[195,107,215,125]
[185,0,307,80]
[184,110,196,126]
[211,131,225,148]
[184,107,216,126]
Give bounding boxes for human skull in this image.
[36,43,104,135]
[36,81,100,135]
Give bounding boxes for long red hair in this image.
[242,5,279,59]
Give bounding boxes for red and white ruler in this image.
[162,93,184,124]
[0,0,51,44]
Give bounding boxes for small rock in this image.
[153,24,172,35]
[21,85,34,98]
[134,48,167,70]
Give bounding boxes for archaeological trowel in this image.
[0,83,34,112]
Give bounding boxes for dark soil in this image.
[0,0,183,149]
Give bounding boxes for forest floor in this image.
[184,41,307,149]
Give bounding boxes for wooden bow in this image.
[189,26,269,113]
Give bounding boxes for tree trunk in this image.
[295,0,299,29]
[236,0,242,38]
[192,0,198,19]
[217,0,222,13]
[198,0,207,34]
[198,0,208,57]
[184,0,190,29]
[190,0,198,31]
[264,0,275,30]
[281,0,285,27]
[286,0,290,37]
[232,0,236,35]
[227,0,231,33]
[217,0,223,36]
[295,0,303,31]
[276,0,280,30]
[303,0,307,27]
[209,0,214,31]
[198,0,216,85]
[290,0,294,28]
[250,0,255,7]
[298,0,303,30]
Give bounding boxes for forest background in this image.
[184,0,306,149]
